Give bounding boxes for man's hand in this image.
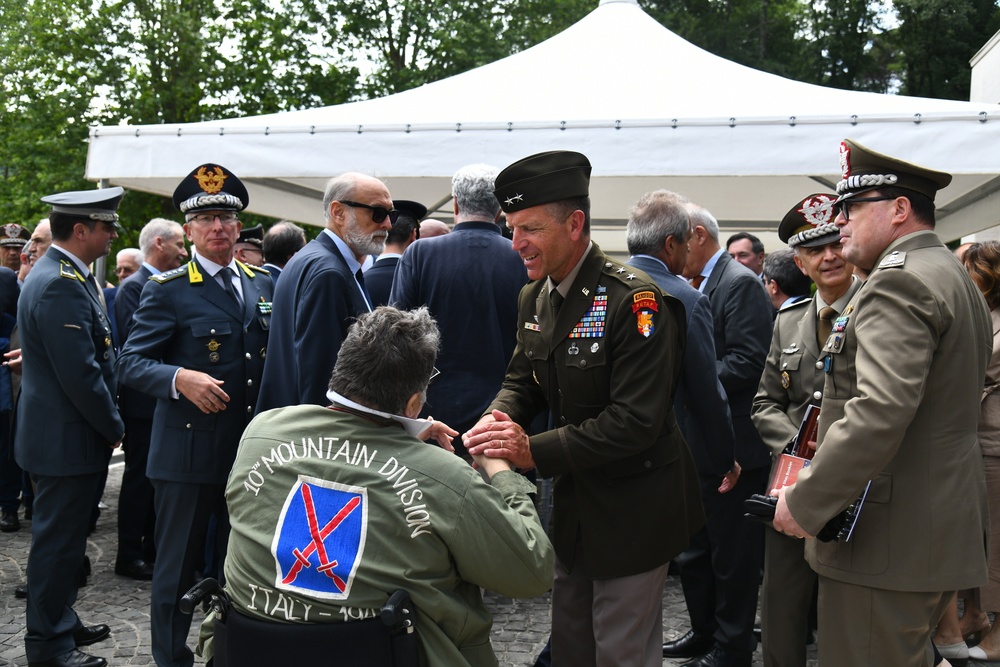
[463,409,534,469]
[3,348,21,375]
[176,369,229,414]
[772,486,813,539]
[472,452,515,479]
[111,436,125,450]
[718,460,741,493]
[421,417,458,452]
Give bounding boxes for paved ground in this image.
[0,452,816,666]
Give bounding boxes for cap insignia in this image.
[195,166,228,195]
[504,193,523,206]
[4,224,21,239]
[839,141,851,179]
[798,195,836,227]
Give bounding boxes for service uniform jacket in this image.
[390,222,528,435]
[703,252,774,472]
[115,265,157,421]
[117,258,272,485]
[627,255,734,476]
[16,248,123,474]
[215,405,553,667]
[257,234,369,412]
[364,255,398,307]
[487,244,703,579]
[786,231,992,592]
[752,278,862,456]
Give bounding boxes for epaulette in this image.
[150,265,188,284]
[778,298,810,313]
[877,250,906,270]
[58,260,84,282]
[600,260,649,287]
[237,260,270,277]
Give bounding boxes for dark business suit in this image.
[364,254,399,307]
[677,251,774,657]
[390,222,528,440]
[16,247,124,663]
[114,265,157,565]
[0,266,21,517]
[261,262,281,286]
[257,233,369,411]
[626,255,735,476]
[117,257,271,667]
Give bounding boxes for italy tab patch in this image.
[272,476,368,601]
[632,291,659,338]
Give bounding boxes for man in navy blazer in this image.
[257,172,394,411]
[365,199,425,306]
[662,203,773,667]
[17,187,126,667]
[112,218,187,581]
[390,164,528,450]
[625,190,737,481]
[117,165,272,667]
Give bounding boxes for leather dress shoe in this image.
[73,624,110,647]
[27,648,107,667]
[663,630,713,658]
[114,558,154,581]
[14,584,27,599]
[680,645,752,667]
[0,509,20,532]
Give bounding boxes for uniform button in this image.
[580,359,587,367]
[813,391,823,400]
[560,416,567,425]
[815,360,824,369]
[245,353,252,360]
[244,328,249,334]
[644,461,652,468]
[527,350,533,358]
[185,423,192,429]
[210,329,216,334]
[247,379,253,387]
[247,406,253,414]
[781,362,787,369]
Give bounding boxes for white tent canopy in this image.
[86,0,1000,250]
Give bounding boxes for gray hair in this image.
[686,203,720,242]
[329,306,440,415]
[322,173,371,223]
[116,247,143,264]
[138,218,183,255]
[626,190,692,256]
[452,163,501,219]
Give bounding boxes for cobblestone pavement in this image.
[0,452,817,666]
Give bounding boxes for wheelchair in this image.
[181,578,420,667]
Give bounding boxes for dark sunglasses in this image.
[835,196,895,221]
[338,200,399,224]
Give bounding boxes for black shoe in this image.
[23,503,32,520]
[681,645,752,667]
[114,558,154,581]
[28,648,107,667]
[73,624,111,647]
[663,630,713,659]
[14,584,27,599]
[0,509,20,532]
[752,623,761,642]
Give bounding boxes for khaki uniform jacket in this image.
[217,405,553,667]
[487,243,703,579]
[753,279,862,457]
[785,231,992,591]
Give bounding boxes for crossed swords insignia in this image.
[281,483,360,592]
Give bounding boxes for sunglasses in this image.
[338,200,399,224]
[835,196,895,221]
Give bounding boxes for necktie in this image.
[818,306,836,348]
[356,269,373,311]
[222,267,244,310]
[550,288,564,315]
[87,273,106,311]
[689,275,705,291]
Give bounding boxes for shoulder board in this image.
[877,250,906,270]
[237,260,270,276]
[779,298,810,312]
[600,260,650,287]
[58,261,84,282]
[150,265,188,284]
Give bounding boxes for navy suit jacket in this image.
[117,258,272,484]
[703,252,773,470]
[364,255,399,307]
[115,265,157,421]
[627,255,735,476]
[257,233,369,412]
[389,221,528,435]
[261,263,282,286]
[16,247,124,475]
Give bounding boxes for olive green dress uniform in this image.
[752,277,860,667]
[786,233,991,664]
[487,243,703,579]
[204,404,553,667]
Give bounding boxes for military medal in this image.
[568,343,580,356]
[781,371,791,389]
[569,293,608,339]
[257,297,272,315]
[590,342,600,353]
[207,338,221,363]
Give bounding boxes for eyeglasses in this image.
[188,212,240,225]
[836,197,895,221]
[428,367,441,384]
[338,200,399,224]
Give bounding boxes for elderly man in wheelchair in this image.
[186,306,553,666]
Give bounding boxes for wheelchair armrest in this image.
[380,590,415,634]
